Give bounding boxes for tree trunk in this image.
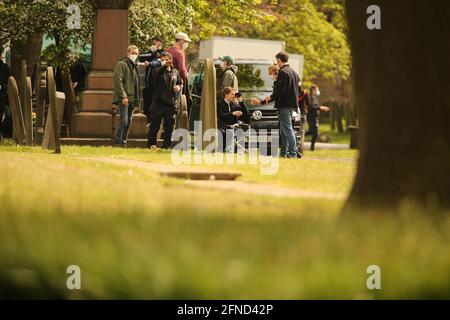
[10,34,43,81]
[346,0,450,209]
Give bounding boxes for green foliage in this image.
[0,0,93,68]
[129,0,273,50]
[239,0,351,83]
[236,64,265,89]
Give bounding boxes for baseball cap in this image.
[219,55,234,64]
[175,32,192,42]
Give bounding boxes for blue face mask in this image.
[316,90,321,97]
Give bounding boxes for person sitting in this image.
[217,87,249,152]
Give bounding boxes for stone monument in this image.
[70,0,146,141]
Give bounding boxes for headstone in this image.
[35,62,48,145]
[200,58,217,150]
[19,60,33,145]
[7,77,27,145]
[176,94,189,130]
[24,77,34,145]
[42,67,64,153]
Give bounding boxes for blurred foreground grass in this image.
[0,144,449,299]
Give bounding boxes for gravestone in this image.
[24,77,34,145]
[176,94,189,130]
[7,77,27,145]
[35,62,48,145]
[200,58,217,150]
[20,60,33,145]
[42,67,65,153]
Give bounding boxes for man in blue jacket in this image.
[264,52,300,158]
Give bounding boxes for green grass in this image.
[0,144,449,299]
[303,123,351,145]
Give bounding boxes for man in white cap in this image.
[167,32,191,86]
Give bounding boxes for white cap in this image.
[175,32,192,43]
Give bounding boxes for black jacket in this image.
[217,99,249,129]
[150,66,182,108]
[307,94,321,121]
[270,64,300,109]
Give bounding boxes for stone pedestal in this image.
[71,0,146,139]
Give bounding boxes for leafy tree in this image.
[129,0,273,49]
[237,0,351,84]
[0,0,93,79]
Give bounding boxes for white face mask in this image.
[270,75,277,80]
[316,90,321,96]
[182,42,189,51]
[129,54,138,62]
[150,45,157,53]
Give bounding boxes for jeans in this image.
[278,107,298,158]
[114,102,134,145]
[147,102,176,148]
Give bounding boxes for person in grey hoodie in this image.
[217,55,239,99]
[112,45,141,147]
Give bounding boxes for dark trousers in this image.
[143,87,153,122]
[306,118,319,151]
[298,115,307,156]
[114,102,134,145]
[147,103,175,148]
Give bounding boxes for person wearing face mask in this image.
[167,32,191,114]
[217,56,239,99]
[147,52,183,150]
[167,33,190,84]
[112,45,141,147]
[305,85,330,151]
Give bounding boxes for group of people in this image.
[216,51,329,158]
[111,33,329,157]
[112,32,191,150]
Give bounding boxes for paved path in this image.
[79,156,346,201]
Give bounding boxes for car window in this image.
[189,62,204,96]
[236,64,273,92]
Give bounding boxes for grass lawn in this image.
[0,143,449,299]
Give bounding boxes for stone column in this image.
[87,1,134,90]
[72,0,147,139]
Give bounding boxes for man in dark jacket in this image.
[112,45,141,147]
[0,48,11,140]
[147,52,183,150]
[264,51,300,158]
